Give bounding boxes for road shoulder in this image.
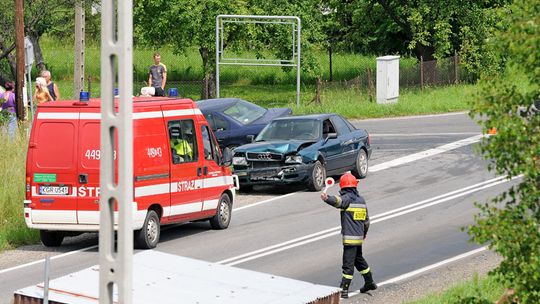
[343,250,502,304]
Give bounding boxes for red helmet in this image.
[339,172,358,189]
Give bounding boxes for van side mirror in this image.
[220,147,233,167]
[246,135,255,143]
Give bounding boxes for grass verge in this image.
[408,274,505,304]
[0,128,39,251]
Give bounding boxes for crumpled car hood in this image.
[235,140,313,154]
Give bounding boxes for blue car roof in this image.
[196,98,243,111]
[272,114,336,121]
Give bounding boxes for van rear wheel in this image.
[134,210,160,249]
[210,193,232,230]
[40,230,64,247]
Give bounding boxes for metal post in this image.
[43,256,50,304]
[296,17,301,107]
[26,71,34,121]
[453,51,459,84]
[420,56,424,89]
[74,0,85,98]
[100,0,133,303]
[215,16,220,98]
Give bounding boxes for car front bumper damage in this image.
[234,163,314,186]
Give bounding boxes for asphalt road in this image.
[0,112,517,303]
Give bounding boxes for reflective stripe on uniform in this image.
[346,207,366,212]
[359,267,370,275]
[342,273,353,279]
[343,239,364,245]
[348,203,367,208]
[333,196,342,208]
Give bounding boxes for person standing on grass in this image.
[0,82,18,139]
[34,77,53,105]
[40,70,60,101]
[320,172,377,298]
[148,52,167,96]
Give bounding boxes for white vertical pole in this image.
[99,0,133,303]
[215,15,220,98]
[296,17,301,107]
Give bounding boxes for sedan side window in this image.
[213,114,229,131]
[322,119,337,137]
[330,116,351,135]
[203,113,216,131]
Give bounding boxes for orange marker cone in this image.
[488,127,497,135]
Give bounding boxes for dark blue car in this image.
[232,114,372,191]
[196,98,292,149]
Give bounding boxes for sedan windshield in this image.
[223,100,267,125]
[256,119,321,141]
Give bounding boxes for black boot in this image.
[340,279,351,299]
[360,271,377,293]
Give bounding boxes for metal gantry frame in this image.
[215,15,301,106]
[99,0,133,303]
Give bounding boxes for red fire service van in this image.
[24,96,238,249]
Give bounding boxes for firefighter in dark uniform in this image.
[320,172,377,298]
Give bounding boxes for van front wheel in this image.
[134,210,160,249]
[40,230,64,247]
[210,193,232,230]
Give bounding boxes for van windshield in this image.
[256,119,320,141]
[223,100,266,125]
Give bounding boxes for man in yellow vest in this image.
[171,138,193,162]
[320,172,377,298]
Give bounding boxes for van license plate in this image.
[39,186,69,195]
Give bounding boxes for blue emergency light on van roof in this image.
[79,91,90,102]
[168,88,178,97]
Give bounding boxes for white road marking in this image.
[369,134,483,172]
[0,245,98,275]
[219,176,518,266]
[370,132,480,137]
[347,246,488,298]
[354,112,468,122]
[234,193,298,211]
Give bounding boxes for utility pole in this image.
[15,0,25,120]
[74,0,85,98]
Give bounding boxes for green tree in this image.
[0,0,98,84]
[468,0,540,303]
[322,0,509,75]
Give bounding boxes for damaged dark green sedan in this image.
[232,114,372,191]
